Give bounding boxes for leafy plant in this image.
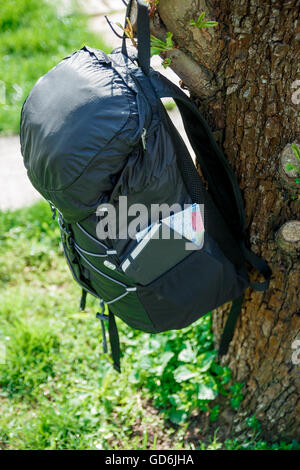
[150,32,176,68]
[150,32,175,55]
[230,382,245,410]
[116,17,137,48]
[161,57,172,69]
[292,143,300,163]
[285,144,300,174]
[115,18,175,68]
[190,12,218,29]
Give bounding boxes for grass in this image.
[0,0,110,135]
[0,201,299,450]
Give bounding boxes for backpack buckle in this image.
[96,311,109,322]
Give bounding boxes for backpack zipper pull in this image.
[141,128,147,151]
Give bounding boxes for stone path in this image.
[0,0,193,211]
[0,136,41,211]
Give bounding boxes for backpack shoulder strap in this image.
[122,0,150,76]
[150,73,245,240]
[121,3,271,358]
[150,73,271,291]
[123,0,271,292]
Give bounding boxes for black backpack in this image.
[20,0,271,372]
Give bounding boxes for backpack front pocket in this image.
[137,234,248,332]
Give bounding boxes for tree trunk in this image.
[154,0,300,441]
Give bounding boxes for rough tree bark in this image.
[150,0,300,441]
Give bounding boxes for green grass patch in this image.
[0,201,298,450]
[0,0,110,135]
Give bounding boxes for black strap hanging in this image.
[96,301,121,373]
[219,245,271,356]
[80,288,87,311]
[96,300,108,354]
[122,0,150,76]
[219,295,244,356]
[108,310,121,373]
[240,241,272,292]
[136,0,150,75]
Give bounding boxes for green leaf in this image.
[230,382,245,409]
[150,33,174,57]
[198,12,206,23]
[165,32,173,48]
[197,383,218,400]
[155,351,174,374]
[201,21,218,27]
[285,163,297,171]
[150,37,166,48]
[151,47,163,56]
[291,144,300,163]
[169,409,187,425]
[139,356,153,370]
[162,57,172,69]
[173,365,198,382]
[190,11,218,29]
[169,394,184,409]
[197,351,216,372]
[178,341,197,363]
[231,396,243,410]
[209,405,220,422]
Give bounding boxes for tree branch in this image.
[276,221,300,256]
[129,0,220,97]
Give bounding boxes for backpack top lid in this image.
[20,46,151,222]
